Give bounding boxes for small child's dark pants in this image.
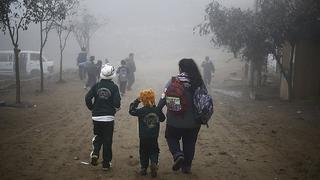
[139,137,159,169]
[92,121,114,164]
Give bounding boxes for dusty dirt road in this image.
[0,67,320,180]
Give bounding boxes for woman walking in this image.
[158,58,205,174]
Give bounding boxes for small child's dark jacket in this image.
[129,99,165,138]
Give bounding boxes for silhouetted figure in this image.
[77,48,87,80]
[116,60,130,96]
[201,56,215,86]
[105,58,110,65]
[125,53,136,90]
[85,56,98,89]
[96,60,103,81]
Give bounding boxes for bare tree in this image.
[32,0,69,92]
[72,9,105,54]
[0,0,35,103]
[54,0,79,83]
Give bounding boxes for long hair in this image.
[178,58,204,89]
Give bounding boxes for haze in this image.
[0,0,254,70]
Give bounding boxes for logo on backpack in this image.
[165,77,188,113]
[193,86,214,127]
[118,67,128,82]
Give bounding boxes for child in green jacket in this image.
[129,89,165,177]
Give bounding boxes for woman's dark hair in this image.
[178,58,204,89]
[121,59,126,65]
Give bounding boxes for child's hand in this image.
[134,98,141,103]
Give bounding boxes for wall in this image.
[293,41,320,99]
[280,41,320,100]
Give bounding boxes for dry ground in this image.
[0,67,320,180]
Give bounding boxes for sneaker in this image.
[90,155,98,166]
[102,162,112,171]
[150,163,158,178]
[172,156,184,171]
[140,168,147,176]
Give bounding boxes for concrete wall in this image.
[293,41,320,99]
[280,41,320,100]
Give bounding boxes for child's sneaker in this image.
[140,168,147,176]
[90,155,98,166]
[150,163,158,178]
[102,162,112,171]
[172,156,184,171]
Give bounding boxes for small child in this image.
[129,89,165,177]
[85,64,121,171]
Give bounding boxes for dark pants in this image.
[127,73,135,90]
[203,72,212,86]
[86,74,97,88]
[119,81,127,95]
[79,66,86,80]
[92,121,114,164]
[139,137,159,168]
[165,124,200,169]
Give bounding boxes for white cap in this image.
[100,64,116,80]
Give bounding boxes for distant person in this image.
[85,64,121,171]
[77,47,87,80]
[157,58,204,174]
[96,60,103,81]
[201,56,215,86]
[105,58,110,65]
[116,60,130,96]
[129,89,165,177]
[85,56,98,89]
[125,53,136,90]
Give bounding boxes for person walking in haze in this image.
[85,56,98,89]
[201,56,215,87]
[129,89,165,177]
[157,58,204,174]
[85,64,121,171]
[116,60,130,96]
[105,58,110,65]
[77,47,87,80]
[96,60,103,81]
[125,53,136,90]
